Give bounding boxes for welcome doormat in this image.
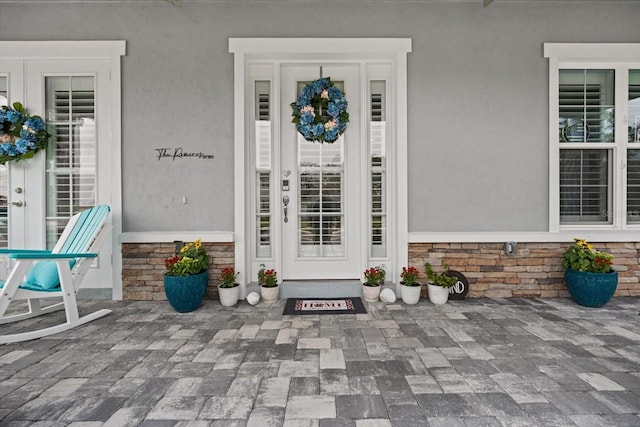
[283,297,367,315]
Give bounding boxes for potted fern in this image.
[424,262,457,305]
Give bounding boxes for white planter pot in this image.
[218,284,240,307]
[400,282,422,305]
[427,283,450,305]
[261,285,279,304]
[362,283,381,302]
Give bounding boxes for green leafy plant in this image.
[424,262,457,288]
[562,238,614,273]
[258,264,278,287]
[363,265,386,286]
[219,267,239,288]
[400,266,420,286]
[164,239,208,277]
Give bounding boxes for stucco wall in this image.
[1,1,639,233]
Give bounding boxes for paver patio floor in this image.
[1,297,639,426]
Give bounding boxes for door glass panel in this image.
[45,76,96,249]
[255,81,272,257]
[559,70,614,143]
[370,80,387,258]
[0,77,8,248]
[630,70,640,143]
[298,136,345,257]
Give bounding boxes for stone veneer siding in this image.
[410,242,640,298]
[122,242,234,301]
[122,241,640,300]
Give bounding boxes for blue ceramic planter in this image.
[163,271,208,313]
[564,268,618,308]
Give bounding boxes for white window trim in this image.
[544,43,640,233]
[0,40,126,299]
[229,38,411,296]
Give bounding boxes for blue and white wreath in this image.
[290,77,349,143]
[0,102,51,165]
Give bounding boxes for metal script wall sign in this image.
[155,147,214,161]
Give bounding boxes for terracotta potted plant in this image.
[258,264,279,303]
[218,267,240,307]
[362,265,385,302]
[399,266,422,304]
[163,239,209,313]
[424,262,457,305]
[562,238,617,307]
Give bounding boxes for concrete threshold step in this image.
[246,281,396,299]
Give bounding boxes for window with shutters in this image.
[546,43,640,230]
[44,76,96,248]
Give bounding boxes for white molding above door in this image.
[229,38,411,297]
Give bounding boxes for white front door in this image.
[280,65,362,280]
[0,58,114,289]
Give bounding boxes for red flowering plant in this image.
[363,265,386,287]
[400,266,420,286]
[258,264,278,287]
[220,267,239,288]
[562,238,614,274]
[164,239,209,277]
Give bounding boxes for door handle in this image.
[283,195,289,223]
[10,201,24,207]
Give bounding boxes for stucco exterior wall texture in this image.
[122,242,234,301]
[410,242,640,299]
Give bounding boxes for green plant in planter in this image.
[219,267,239,288]
[164,239,209,276]
[562,238,613,273]
[400,266,420,286]
[363,265,386,286]
[424,262,457,288]
[258,264,278,287]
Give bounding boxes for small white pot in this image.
[260,285,279,304]
[218,284,240,307]
[400,282,422,305]
[427,283,450,305]
[362,283,381,302]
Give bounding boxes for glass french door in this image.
[0,59,113,288]
[280,65,362,280]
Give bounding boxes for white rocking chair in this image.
[0,205,112,344]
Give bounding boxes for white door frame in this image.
[229,38,411,297]
[0,41,125,299]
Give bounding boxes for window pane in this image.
[255,81,271,258]
[560,149,611,224]
[370,80,387,258]
[45,76,97,249]
[559,70,614,143]
[628,150,640,223]
[629,70,640,143]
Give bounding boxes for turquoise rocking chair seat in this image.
[0,205,112,344]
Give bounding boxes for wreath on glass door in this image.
[290,77,349,143]
[0,102,51,165]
